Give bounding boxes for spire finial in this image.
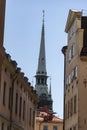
[50,77,51,84]
[43,10,45,23]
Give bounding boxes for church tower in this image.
[35,11,53,111]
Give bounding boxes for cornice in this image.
[65,9,82,33]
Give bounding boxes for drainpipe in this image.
[62,46,67,130]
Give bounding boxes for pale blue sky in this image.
[4,0,87,118]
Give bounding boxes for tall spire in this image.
[35,11,53,111]
[37,10,47,76]
[43,10,44,23]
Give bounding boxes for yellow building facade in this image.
[62,9,87,130]
[0,1,38,130]
[35,112,63,130]
[0,49,38,130]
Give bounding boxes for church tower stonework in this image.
[35,11,53,111]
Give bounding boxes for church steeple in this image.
[35,11,53,111]
[37,10,47,76]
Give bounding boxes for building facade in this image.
[0,0,6,46]
[0,0,6,93]
[0,1,38,130]
[36,112,63,130]
[0,50,38,130]
[62,9,87,130]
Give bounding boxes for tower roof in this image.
[36,11,47,76]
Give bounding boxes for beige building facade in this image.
[62,9,87,130]
[0,0,38,130]
[0,49,38,130]
[35,111,63,130]
[0,0,6,92]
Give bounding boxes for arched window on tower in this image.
[41,78,44,84]
[38,79,40,84]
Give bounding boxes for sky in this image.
[4,0,87,118]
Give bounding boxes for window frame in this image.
[43,125,48,130]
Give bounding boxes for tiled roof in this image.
[36,112,63,123]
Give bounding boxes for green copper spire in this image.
[37,10,47,76]
[35,11,53,111]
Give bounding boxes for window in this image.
[71,45,74,58]
[53,126,58,130]
[70,98,73,116]
[68,45,75,62]
[74,95,77,114]
[5,67,7,72]
[68,100,70,118]
[65,104,67,119]
[23,101,25,120]
[41,78,44,84]
[73,126,76,130]
[19,97,22,118]
[37,78,40,84]
[66,78,69,86]
[32,111,35,128]
[66,66,78,86]
[20,84,22,89]
[1,123,4,130]
[68,74,71,85]
[71,70,74,82]
[3,82,6,105]
[69,49,72,61]
[74,66,77,78]
[16,80,19,85]
[8,87,11,109]
[68,25,75,39]
[7,126,10,130]
[15,93,18,114]
[43,125,48,130]
[29,108,32,126]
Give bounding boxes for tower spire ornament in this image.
[43,10,45,23]
[36,10,46,76]
[35,12,53,111]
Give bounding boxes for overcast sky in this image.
[4,0,87,118]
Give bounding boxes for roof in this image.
[36,111,63,123]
